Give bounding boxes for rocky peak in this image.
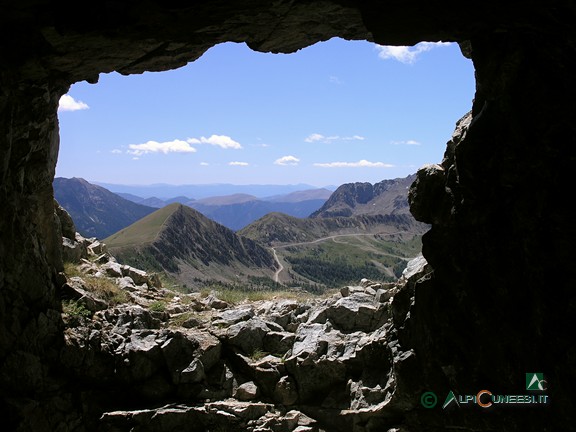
[311,174,417,218]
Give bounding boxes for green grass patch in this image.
[63,262,129,305]
[87,277,129,305]
[250,348,268,361]
[63,261,83,278]
[149,300,167,312]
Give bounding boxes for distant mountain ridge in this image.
[104,203,277,287]
[195,194,257,206]
[265,188,333,203]
[188,198,328,231]
[95,182,324,200]
[53,177,157,239]
[119,189,332,230]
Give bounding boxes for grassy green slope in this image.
[104,203,180,248]
[239,212,428,246]
[241,211,427,289]
[277,234,422,286]
[103,203,278,289]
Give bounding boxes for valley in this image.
[271,232,422,285]
[55,174,428,292]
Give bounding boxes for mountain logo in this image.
[526,373,547,391]
[443,390,460,409]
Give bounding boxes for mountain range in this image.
[55,174,427,288]
[119,189,332,230]
[238,174,422,246]
[94,181,329,200]
[54,177,331,235]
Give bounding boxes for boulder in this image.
[234,381,259,401]
[87,240,107,256]
[274,376,299,406]
[216,306,255,326]
[225,318,271,355]
[54,200,77,240]
[101,261,123,278]
[62,237,83,263]
[121,265,150,286]
[61,277,108,312]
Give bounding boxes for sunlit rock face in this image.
[1,1,575,430]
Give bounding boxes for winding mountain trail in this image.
[270,231,412,282]
[271,248,284,283]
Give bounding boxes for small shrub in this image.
[63,262,83,278]
[149,300,167,313]
[250,349,268,361]
[62,300,91,319]
[62,300,91,318]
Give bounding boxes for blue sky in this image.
[57,38,475,187]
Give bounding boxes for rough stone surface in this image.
[1,1,576,431]
[36,245,434,431]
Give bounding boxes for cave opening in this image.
[54,37,475,290]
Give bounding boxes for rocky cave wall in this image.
[1,0,575,430]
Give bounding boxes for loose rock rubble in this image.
[59,228,432,432]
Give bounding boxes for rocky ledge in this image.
[58,226,431,432]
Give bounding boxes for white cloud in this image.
[110,149,122,154]
[58,94,89,112]
[391,139,421,146]
[200,162,209,166]
[229,161,249,166]
[187,135,242,149]
[304,133,365,144]
[375,41,452,64]
[329,76,342,85]
[127,139,197,156]
[274,155,300,166]
[122,134,241,157]
[305,133,326,143]
[314,160,395,168]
